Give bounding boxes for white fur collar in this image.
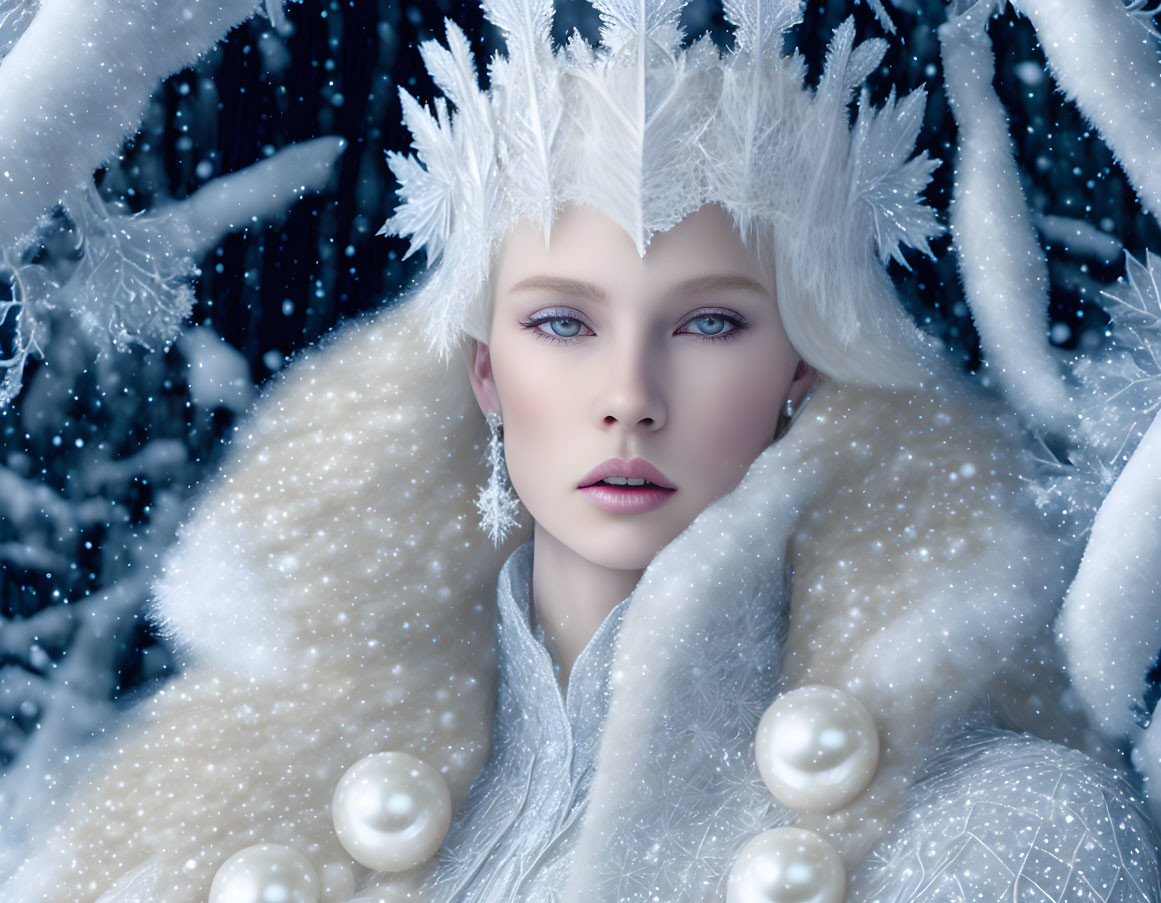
[13,296,1072,901]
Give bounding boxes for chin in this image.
[531,496,698,573]
[580,543,661,573]
[567,521,687,573]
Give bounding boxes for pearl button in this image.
[755,684,879,813]
[726,827,845,903]
[208,843,320,903]
[331,751,452,871]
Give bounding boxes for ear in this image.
[467,338,501,416]
[787,357,819,408]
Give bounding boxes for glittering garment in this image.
[425,538,788,902]
[8,309,1159,902]
[860,732,1161,903]
[425,540,625,900]
[423,544,1161,903]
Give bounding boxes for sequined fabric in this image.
[423,543,1161,903]
[856,730,1161,903]
[424,540,630,900]
[424,537,794,902]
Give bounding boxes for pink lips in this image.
[578,457,675,490]
[577,457,676,514]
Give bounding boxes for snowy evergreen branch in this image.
[1011,0,1161,221]
[1058,405,1161,740]
[0,0,343,408]
[0,573,156,865]
[0,138,343,408]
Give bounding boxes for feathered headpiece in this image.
[380,0,946,387]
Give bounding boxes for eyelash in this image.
[522,309,748,346]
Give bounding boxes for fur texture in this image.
[6,290,1086,901]
[6,292,529,901]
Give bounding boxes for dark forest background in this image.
[1,0,1158,778]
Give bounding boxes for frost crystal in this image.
[475,410,522,547]
[68,187,197,354]
[1077,251,1161,475]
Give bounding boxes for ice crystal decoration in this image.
[382,91,460,266]
[1025,253,1161,533]
[476,409,522,547]
[66,187,196,355]
[1076,252,1161,475]
[1,258,47,409]
[851,85,943,268]
[1025,250,1161,621]
[0,188,199,408]
[1124,0,1161,38]
[379,0,945,374]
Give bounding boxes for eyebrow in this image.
[507,273,771,302]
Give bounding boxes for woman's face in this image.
[469,203,813,571]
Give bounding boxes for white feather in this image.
[939,2,1072,433]
[1058,407,1161,739]
[1014,0,1161,220]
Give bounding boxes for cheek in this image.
[487,342,576,494]
[676,357,788,462]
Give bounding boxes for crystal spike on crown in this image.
[379,0,944,387]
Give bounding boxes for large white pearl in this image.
[208,843,320,903]
[726,827,845,903]
[755,684,879,813]
[331,751,452,872]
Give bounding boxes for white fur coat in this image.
[5,294,1095,901]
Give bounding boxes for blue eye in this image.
[541,317,583,338]
[688,315,730,336]
[680,312,745,341]
[523,309,746,345]
[522,311,593,344]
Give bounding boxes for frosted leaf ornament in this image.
[330,751,453,872]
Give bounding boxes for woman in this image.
[465,202,817,679]
[7,1,1161,901]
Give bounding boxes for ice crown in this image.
[379,0,943,387]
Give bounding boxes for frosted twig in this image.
[1123,0,1161,36]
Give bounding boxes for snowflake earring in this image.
[476,409,521,548]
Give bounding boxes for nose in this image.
[593,334,667,433]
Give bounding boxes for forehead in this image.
[493,203,771,299]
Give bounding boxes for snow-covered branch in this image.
[0,1,344,407]
[1012,0,1161,221]
[0,0,263,247]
